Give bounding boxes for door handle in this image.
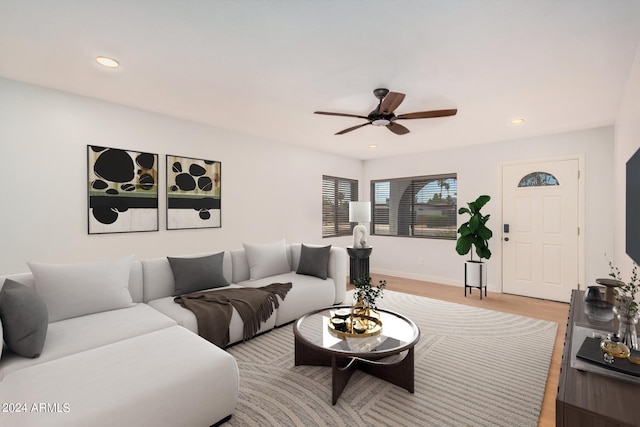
[504,237,509,242]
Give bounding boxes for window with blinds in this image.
[322,175,358,238]
[371,173,457,239]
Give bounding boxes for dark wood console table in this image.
[556,290,639,427]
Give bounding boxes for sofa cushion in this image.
[296,244,331,280]
[243,239,290,280]
[168,252,230,296]
[0,326,239,427]
[28,255,135,322]
[0,303,176,381]
[0,279,48,358]
[238,272,335,326]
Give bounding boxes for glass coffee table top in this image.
[294,306,420,356]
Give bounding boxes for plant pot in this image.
[465,260,486,288]
[465,260,487,299]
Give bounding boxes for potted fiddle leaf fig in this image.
[456,195,492,297]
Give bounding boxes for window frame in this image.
[371,173,458,240]
[322,175,358,238]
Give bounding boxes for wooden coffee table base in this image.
[294,334,415,405]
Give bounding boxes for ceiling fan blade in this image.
[336,122,371,135]
[314,111,369,120]
[396,109,458,120]
[387,122,410,135]
[379,92,406,114]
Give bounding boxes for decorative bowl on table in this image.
[600,338,630,364]
[584,298,614,322]
[330,317,347,332]
[333,308,351,319]
[328,312,382,338]
[595,278,625,304]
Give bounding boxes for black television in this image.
[627,146,640,264]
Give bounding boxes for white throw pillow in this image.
[243,240,290,280]
[28,255,135,322]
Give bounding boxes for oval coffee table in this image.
[293,306,420,405]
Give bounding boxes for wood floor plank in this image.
[350,273,568,427]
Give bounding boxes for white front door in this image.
[502,159,579,302]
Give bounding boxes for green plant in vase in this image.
[353,275,386,311]
[609,260,639,316]
[608,259,639,350]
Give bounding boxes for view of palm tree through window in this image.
[517,171,559,187]
[372,174,457,239]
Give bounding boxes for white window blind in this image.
[322,175,358,238]
[372,173,457,239]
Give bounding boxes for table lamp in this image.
[349,201,371,248]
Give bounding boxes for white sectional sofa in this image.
[0,242,347,427]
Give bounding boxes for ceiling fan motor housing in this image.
[373,88,390,100]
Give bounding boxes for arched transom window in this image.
[518,171,559,187]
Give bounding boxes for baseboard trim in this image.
[369,268,501,294]
[369,268,461,287]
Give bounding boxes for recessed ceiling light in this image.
[368,144,378,149]
[510,118,525,125]
[96,56,119,68]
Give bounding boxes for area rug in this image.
[226,290,557,427]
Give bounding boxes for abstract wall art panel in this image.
[87,145,159,234]
[166,155,221,230]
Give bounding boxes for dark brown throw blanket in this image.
[174,283,292,348]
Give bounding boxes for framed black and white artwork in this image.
[166,155,221,230]
[87,145,159,234]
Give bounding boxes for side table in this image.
[346,246,372,284]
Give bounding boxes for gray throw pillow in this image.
[296,244,331,280]
[168,253,230,296]
[0,279,49,358]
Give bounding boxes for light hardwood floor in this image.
[350,273,569,427]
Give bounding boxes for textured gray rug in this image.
[226,290,557,427]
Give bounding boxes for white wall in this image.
[0,78,359,274]
[363,126,615,292]
[614,41,640,278]
[0,76,623,294]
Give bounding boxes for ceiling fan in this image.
[315,88,457,135]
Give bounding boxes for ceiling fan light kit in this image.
[315,88,457,135]
[371,118,390,126]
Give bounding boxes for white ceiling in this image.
[2,0,640,160]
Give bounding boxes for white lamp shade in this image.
[349,201,371,223]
